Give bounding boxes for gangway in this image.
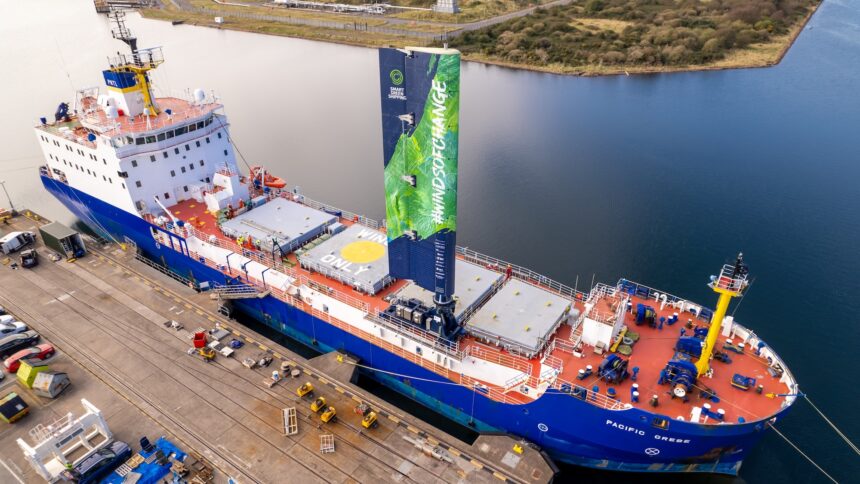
[17,399,112,482]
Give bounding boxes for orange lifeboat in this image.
[250,166,287,189]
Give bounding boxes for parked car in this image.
[0,314,16,324]
[0,306,6,315]
[0,321,27,336]
[20,249,38,268]
[72,440,131,484]
[4,344,55,372]
[0,331,40,359]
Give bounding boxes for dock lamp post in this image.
[0,180,17,216]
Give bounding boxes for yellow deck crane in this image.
[695,253,750,376]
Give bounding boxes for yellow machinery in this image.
[361,411,378,429]
[311,396,327,413]
[198,347,216,362]
[695,253,750,376]
[320,406,337,423]
[296,382,314,398]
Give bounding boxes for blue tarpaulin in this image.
[102,437,187,484]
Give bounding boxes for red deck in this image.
[163,192,790,424]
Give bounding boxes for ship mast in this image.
[106,7,163,116]
[696,253,750,376]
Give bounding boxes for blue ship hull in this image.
[42,175,792,475]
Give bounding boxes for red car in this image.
[4,344,55,373]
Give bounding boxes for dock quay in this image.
[0,211,556,484]
[93,0,152,14]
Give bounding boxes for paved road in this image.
[171,0,574,36]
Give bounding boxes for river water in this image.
[2,0,858,481]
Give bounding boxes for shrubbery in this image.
[447,0,819,68]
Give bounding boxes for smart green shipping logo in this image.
[390,69,404,86]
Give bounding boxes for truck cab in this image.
[0,231,35,255]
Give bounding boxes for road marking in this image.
[0,458,25,484]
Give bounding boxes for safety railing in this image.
[503,372,530,392]
[618,278,713,323]
[551,377,628,411]
[285,192,382,231]
[367,310,461,357]
[299,275,370,313]
[463,342,533,375]
[541,354,564,373]
[456,246,587,302]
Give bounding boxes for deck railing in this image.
[456,247,587,301]
[551,377,629,411]
[284,192,382,231]
[463,342,533,375]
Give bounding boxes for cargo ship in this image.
[33,12,799,475]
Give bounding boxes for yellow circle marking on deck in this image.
[340,240,385,264]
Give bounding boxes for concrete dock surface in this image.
[0,212,555,484]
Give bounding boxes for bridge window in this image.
[157,133,166,142]
[188,123,196,132]
[135,137,144,145]
[175,126,188,136]
[145,135,156,144]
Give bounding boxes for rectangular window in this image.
[175,126,188,136]
[145,135,156,144]
[195,140,201,148]
[181,166,186,173]
[86,169,91,175]
[135,137,145,145]
[196,121,204,129]
[205,137,210,144]
[189,163,194,170]
[103,158,107,165]
[205,177,210,182]
[122,182,125,189]
[109,178,112,184]
[103,175,106,181]
[157,133,166,142]
[199,160,204,167]
[150,155,156,162]
[170,170,176,177]
[131,160,138,167]
[135,180,142,188]
[164,192,170,199]
[217,132,222,139]
[183,186,189,192]
[223,149,228,156]
[163,152,168,159]
[166,131,174,139]
[174,148,180,155]
[205,117,212,126]
[188,123,197,133]
[185,144,190,151]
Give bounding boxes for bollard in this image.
[649,394,659,407]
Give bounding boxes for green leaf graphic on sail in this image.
[384,54,460,241]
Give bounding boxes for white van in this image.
[0,231,35,255]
